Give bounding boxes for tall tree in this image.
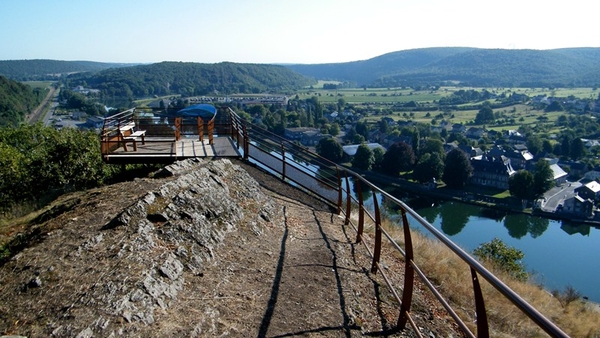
[442,148,473,189]
[413,152,444,183]
[533,159,554,198]
[380,142,415,177]
[352,143,375,171]
[509,170,535,200]
[570,137,585,160]
[475,105,494,124]
[419,138,446,161]
[316,137,343,163]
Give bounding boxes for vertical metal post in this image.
[344,175,352,225]
[356,179,364,243]
[398,209,415,329]
[336,170,343,215]
[471,268,490,338]
[370,191,382,274]
[243,124,249,161]
[281,144,286,181]
[198,117,204,141]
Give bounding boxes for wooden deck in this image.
[102,136,241,164]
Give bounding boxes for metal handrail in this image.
[225,108,570,338]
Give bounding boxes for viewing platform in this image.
[100,106,241,164]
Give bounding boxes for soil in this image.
[0,159,462,337]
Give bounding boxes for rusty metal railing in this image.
[225,107,570,338]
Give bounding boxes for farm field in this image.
[299,86,598,133]
[297,86,599,104]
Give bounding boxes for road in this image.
[27,86,59,125]
[540,180,582,212]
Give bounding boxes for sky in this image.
[1,0,599,65]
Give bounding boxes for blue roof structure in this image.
[176,104,217,119]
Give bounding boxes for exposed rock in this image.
[0,158,280,337]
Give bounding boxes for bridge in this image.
[100,107,570,337]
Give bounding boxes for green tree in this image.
[473,238,528,281]
[372,147,385,170]
[542,139,554,154]
[442,149,473,189]
[533,159,554,198]
[419,138,446,161]
[526,135,543,156]
[570,137,585,160]
[508,170,535,200]
[413,152,444,183]
[475,105,494,124]
[316,137,343,163]
[352,144,375,171]
[380,142,415,176]
[355,121,370,139]
[328,123,340,136]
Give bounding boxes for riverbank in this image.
[357,169,600,228]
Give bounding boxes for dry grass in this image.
[349,207,600,338]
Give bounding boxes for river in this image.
[405,200,600,303]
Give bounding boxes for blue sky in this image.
[1,0,598,64]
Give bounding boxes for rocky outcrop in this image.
[0,158,280,337]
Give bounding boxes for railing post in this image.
[355,179,364,244]
[281,144,286,181]
[208,119,214,145]
[243,124,249,161]
[175,117,182,141]
[398,209,415,329]
[336,170,343,215]
[198,117,204,141]
[471,267,490,338]
[370,191,382,274]
[344,175,352,225]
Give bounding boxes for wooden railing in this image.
[100,107,220,156]
[226,107,570,338]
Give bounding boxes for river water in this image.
[405,200,600,303]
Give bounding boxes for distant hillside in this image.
[286,47,600,87]
[286,47,476,86]
[0,75,46,127]
[65,62,315,100]
[0,59,135,81]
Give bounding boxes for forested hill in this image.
[65,62,315,99]
[0,75,46,127]
[286,47,476,86]
[0,60,134,81]
[286,47,600,88]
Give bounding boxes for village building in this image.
[575,181,600,202]
[561,195,594,218]
[469,154,516,190]
[283,127,325,146]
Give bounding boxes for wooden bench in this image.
[119,122,146,151]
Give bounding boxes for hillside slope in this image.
[0,59,134,80]
[287,47,600,87]
[0,159,461,337]
[65,61,314,99]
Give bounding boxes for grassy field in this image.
[299,86,599,134]
[23,81,56,90]
[298,86,598,104]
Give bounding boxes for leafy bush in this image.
[0,124,119,214]
[473,238,528,281]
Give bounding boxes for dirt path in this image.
[0,160,460,337]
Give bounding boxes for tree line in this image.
[0,76,47,127]
[64,62,314,102]
[0,124,153,217]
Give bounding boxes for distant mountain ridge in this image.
[286,47,600,87]
[64,61,314,99]
[0,59,136,80]
[4,47,600,90]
